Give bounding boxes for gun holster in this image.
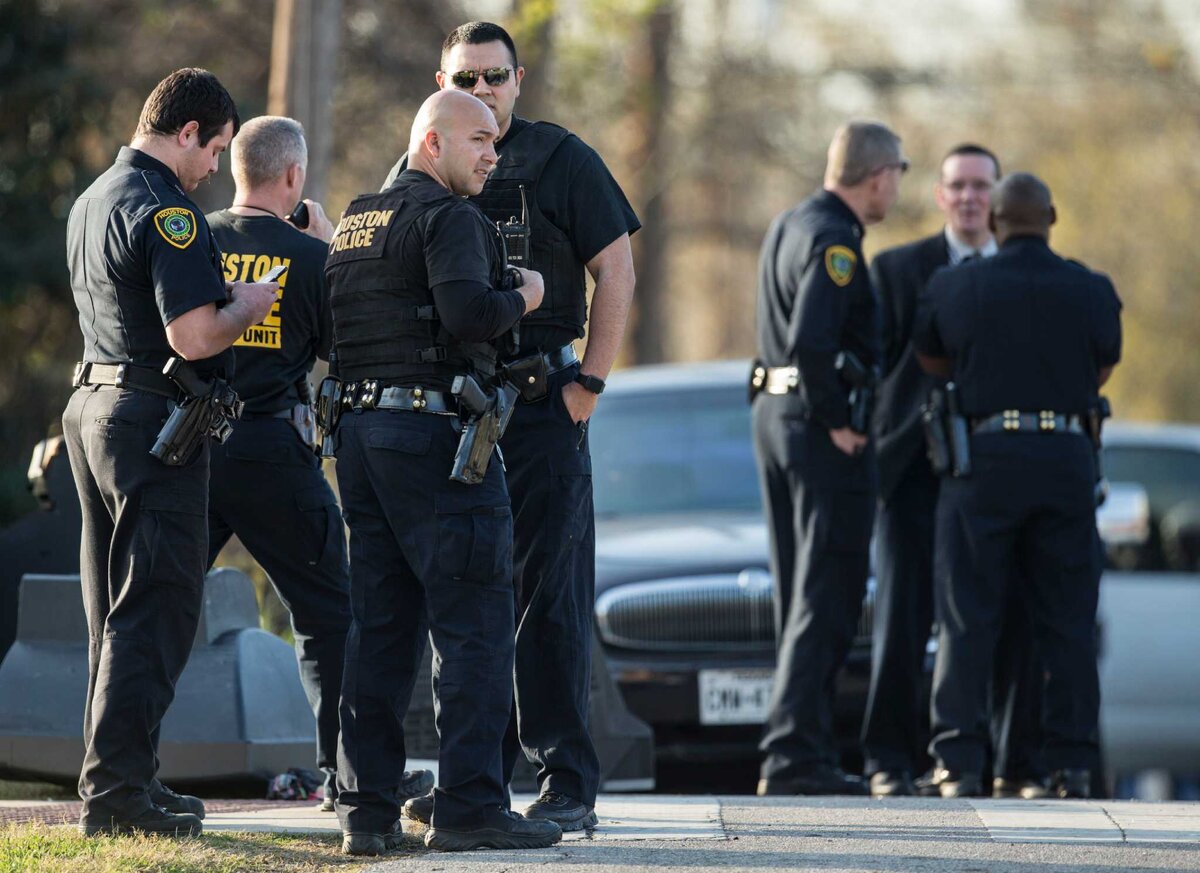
[450,376,518,485]
[315,375,343,459]
[922,388,952,476]
[502,352,548,403]
[149,358,243,467]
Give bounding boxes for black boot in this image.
[425,807,562,852]
[342,819,408,856]
[1049,769,1091,799]
[149,781,205,819]
[80,805,203,838]
[523,791,598,832]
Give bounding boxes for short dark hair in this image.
[135,68,240,146]
[941,143,1001,178]
[441,21,519,69]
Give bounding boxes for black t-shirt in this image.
[66,146,230,377]
[206,210,333,414]
[381,116,641,352]
[755,190,880,430]
[913,235,1122,417]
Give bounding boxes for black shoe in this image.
[80,805,203,837]
[929,767,983,798]
[342,819,408,856]
[523,791,598,832]
[993,776,1050,800]
[869,771,914,797]
[425,807,562,852]
[403,790,433,824]
[398,769,435,802]
[1049,769,1091,799]
[757,767,869,796]
[149,781,205,819]
[913,768,941,798]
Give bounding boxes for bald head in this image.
[990,172,1056,243]
[408,90,499,196]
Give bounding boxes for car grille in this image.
[595,571,875,652]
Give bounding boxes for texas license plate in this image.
[697,668,774,725]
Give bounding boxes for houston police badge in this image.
[153,207,197,250]
[824,245,857,287]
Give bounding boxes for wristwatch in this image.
[574,373,606,395]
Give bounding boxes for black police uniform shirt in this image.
[912,234,1122,416]
[67,146,231,377]
[206,211,332,415]
[382,116,641,354]
[755,189,880,430]
[331,169,526,390]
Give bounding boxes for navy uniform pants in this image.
[863,456,1045,780]
[498,362,599,806]
[207,417,350,798]
[930,434,1100,775]
[62,386,208,821]
[753,397,876,780]
[333,407,515,832]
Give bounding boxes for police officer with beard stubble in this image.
[752,121,905,796]
[914,173,1121,799]
[383,21,639,833]
[329,90,560,855]
[63,68,277,838]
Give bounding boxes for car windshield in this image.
[590,387,762,517]
[1104,444,1200,572]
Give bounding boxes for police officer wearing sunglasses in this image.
[383,20,639,833]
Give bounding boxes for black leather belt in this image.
[72,361,179,400]
[344,380,457,416]
[971,410,1084,435]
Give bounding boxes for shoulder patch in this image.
[824,245,857,287]
[153,207,197,250]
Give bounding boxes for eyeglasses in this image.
[874,159,910,175]
[446,67,513,89]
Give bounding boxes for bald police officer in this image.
[914,173,1121,798]
[63,68,277,837]
[329,90,559,855]
[752,121,905,796]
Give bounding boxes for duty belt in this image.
[971,410,1084,435]
[72,361,180,400]
[763,366,800,395]
[343,380,458,416]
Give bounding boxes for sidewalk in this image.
[12,794,1200,871]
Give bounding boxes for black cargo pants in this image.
[498,362,600,807]
[207,417,350,798]
[333,407,515,832]
[62,385,208,822]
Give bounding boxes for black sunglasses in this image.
[447,67,512,89]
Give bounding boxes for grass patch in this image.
[0,823,425,872]
[0,781,76,801]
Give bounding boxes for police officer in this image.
[205,116,434,813]
[863,144,1047,798]
[752,121,905,796]
[62,68,278,836]
[330,90,560,855]
[384,21,639,832]
[913,173,1122,798]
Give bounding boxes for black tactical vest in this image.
[326,183,505,385]
[470,122,586,338]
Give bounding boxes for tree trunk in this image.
[629,2,674,365]
[269,0,341,200]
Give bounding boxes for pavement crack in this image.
[1099,804,1128,842]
